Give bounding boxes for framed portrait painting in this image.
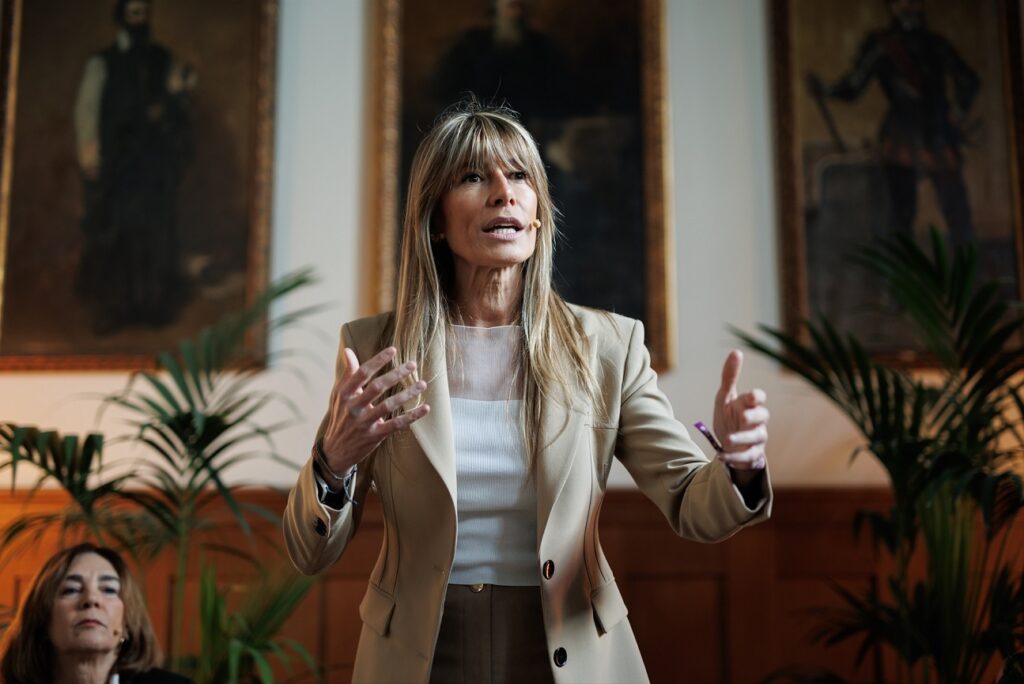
[0,0,276,369]
[366,0,676,370]
[771,0,1024,361]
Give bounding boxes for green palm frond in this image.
[737,228,1024,681]
[191,563,320,684]
[0,424,135,557]
[1,269,323,674]
[98,268,319,540]
[1,424,111,503]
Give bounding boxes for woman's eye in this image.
[511,170,528,181]
[461,172,482,183]
[59,586,79,596]
[102,586,119,595]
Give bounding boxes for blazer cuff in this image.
[715,459,774,521]
[729,467,771,513]
[300,457,351,526]
[312,453,358,510]
[283,456,359,575]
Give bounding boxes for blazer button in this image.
[470,583,485,593]
[313,518,327,537]
[542,560,555,580]
[553,647,567,667]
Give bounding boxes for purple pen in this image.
[693,420,724,452]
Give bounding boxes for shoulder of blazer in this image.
[342,311,395,352]
[564,302,636,348]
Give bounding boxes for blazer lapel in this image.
[536,390,588,545]
[399,320,593,538]
[406,331,457,507]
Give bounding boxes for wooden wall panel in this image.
[320,576,368,680]
[774,577,880,680]
[623,577,725,683]
[1,488,1020,683]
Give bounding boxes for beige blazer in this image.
[283,305,773,684]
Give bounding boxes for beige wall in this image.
[0,0,887,488]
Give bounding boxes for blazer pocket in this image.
[359,582,396,637]
[587,424,619,482]
[591,579,629,635]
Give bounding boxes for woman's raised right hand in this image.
[320,346,430,473]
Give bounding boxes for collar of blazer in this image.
[400,318,593,545]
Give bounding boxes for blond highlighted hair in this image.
[391,101,603,464]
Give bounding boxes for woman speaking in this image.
[283,102,772,683]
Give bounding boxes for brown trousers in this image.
[429,584,556,684]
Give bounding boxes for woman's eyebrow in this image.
[62,574,121,583]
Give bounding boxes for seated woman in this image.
[0,543,191,684]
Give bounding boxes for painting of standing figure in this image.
[0,0,276,369]
[74,0,197,335]
[773,0,1024,358]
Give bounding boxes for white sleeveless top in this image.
[447,325,539,586]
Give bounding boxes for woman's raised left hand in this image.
[712,350,768,484]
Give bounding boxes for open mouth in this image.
[483,218,524,235]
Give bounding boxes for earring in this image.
[530,219,541,230]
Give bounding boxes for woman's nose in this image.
[79,590,99,608]
[489,175,515,207]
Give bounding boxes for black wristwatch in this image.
[312,441,358,509]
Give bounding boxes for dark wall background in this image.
[399,0,648,321]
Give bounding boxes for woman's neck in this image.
[453,263,523,327]
[54,653,116,684]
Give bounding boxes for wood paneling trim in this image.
[4,487,1016,684]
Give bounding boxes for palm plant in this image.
[188,564,319,684]
[101,268,320,666]
[0,268,323,675]
[0,426,131,552]
[736,230,1024,682]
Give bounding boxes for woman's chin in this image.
[60,636,119,655]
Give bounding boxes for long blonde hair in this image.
[391,102,603,462]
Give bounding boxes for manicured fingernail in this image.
[406,361,416,370]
